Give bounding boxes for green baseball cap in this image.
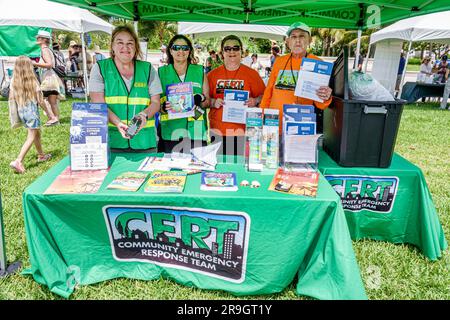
[286,22,311,36]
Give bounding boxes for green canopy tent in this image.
[50,0,450,72]
[0,26,52,58]
[50,1,450,29]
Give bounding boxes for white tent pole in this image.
[364,43,371,73]
[398,41,412,98]
[134,21,138,36]
[355,28,362,70]
[81,32,88,102]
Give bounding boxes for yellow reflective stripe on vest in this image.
[129,97,150,105]
[105,96,128,104]
[108,120,155,128]
[159,114,204,121]
[105,96,150,105]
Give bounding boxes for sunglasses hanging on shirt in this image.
[171,45,190,51]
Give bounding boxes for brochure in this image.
[294,58,334,102]
[284,134,322,164]
[262,109,279,169]
[245,108,263,171]
[106,171,148,192]
[222,89,249,124]
[45,166,109,194]
[201,172,238,191]
[70,102,109,171]
[166,82,195,119]
[269,168,319,197]
[144,170,187,193]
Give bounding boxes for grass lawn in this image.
[407,64,420,72]
[0,98,448,300]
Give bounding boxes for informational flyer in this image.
[166,82,194,119]
[70,103,109,171]
[222,89,249,124]
[294,58,333,102]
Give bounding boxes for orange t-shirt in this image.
[260,53,332,131]
[208,64,266,136]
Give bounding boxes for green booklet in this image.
[106,172,148,192]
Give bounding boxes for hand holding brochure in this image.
[166,82,194,119]
[222,89,249,124]
[294,58,333,102]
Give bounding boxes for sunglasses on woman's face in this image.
[171,44,190,51]
[223,45,241,53]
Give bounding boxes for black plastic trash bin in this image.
[323,47,406,168]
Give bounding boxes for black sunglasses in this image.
[171,44,190,51]
[223,45,241,52]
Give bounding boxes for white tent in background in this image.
[367,11,450,96]
[370,10,450,44]
[178,22,288,41]
[0,0,114,98]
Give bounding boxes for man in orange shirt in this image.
[208,35,266,155]
[260,22,332,133]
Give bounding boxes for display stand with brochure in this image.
[262,109,279,169]
[222,89,249,124]
[70,103,109,171]
[294,58,333,103]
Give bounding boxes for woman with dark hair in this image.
[207,34,265,155]
[89,24,162,152]
[158,34,210,153]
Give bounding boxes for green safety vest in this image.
[98,58,156,150]
[158,64,209,141]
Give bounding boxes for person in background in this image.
[437,55,448,83]
[92,44,106,64]
[260,22,332,134]
[439,56,450,110]
[418,56,433,82]
[160,44,168,66]
[76,46,93,75]
[89,25,162,153]
[205,50,222,73]
[158,34,210,153]
[32,29,62,126]
[395,52,406,95]
[193,44,206,67]
[9,56,52,174]
[68,40,79,72]
[250,53,263,75]
[207,35,266,155]
[270,45,281,68]
[241,48,252,67]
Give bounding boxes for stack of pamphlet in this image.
[45,166,109,194]
[70,102,109,170]
[106,172,148,191]
[269,167,319,197]
[262,109,279,169]
[245,108,263,171]
[201,172,238,191]
[294,57,333,103]
[222,89,249,124]
[138,143,221,172]
[282,104,321,165]
[144,170,187,193]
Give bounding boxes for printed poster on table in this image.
[103,206,250,282]
[70,102,109,171]
[166,82,194,119]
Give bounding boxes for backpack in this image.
[50,49,67,78]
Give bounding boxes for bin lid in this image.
[331,46,349,100]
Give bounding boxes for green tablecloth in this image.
[23,153,366,300]
[318,150,447,261]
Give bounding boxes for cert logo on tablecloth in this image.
[103,206,250,283]
[325,175,399,213]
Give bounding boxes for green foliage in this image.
[0,98,449,300]
[408,58,422,65]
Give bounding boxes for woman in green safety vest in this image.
[158,34,210,154]
[89,25,162,152]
